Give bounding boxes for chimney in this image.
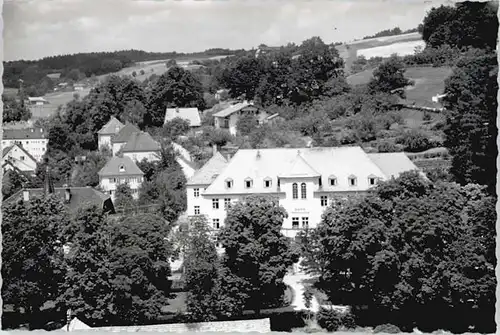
[176,107,180,113]
[256,150,261,159]
[212,144,218,156]
[65,187,71,203]
[23,190,30,202]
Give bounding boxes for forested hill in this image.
[3,48,244,92]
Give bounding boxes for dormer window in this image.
[368,175,378,186]
[264,177,272,188]
[225,178,234,189]
[119,165,125,173]
[329,176,337,186]
[348,175,357,186]
[244,178,253,189]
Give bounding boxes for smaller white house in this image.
[213,101,271,136]
[2,127,48,162]
[97,116,125,151]
[2,143,37,175]
[27,97,49,106]
[111,123,141,156]
[98,156,144,200]
[164,107,202,127]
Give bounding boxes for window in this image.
[244,178,253,189]
[321,196,328,207]
[368,177,377,186]
[224,198,231,209]
[348,176,357,186]
[264,178,272,188]
[329,176,337,186]
[225,178,233,189]
[213,219,220,229]
[112,178,117,183]
[119,165,125,173]
[212,198,219,209]
[194,206,200,215]
[301,183,307,199]
[20,156,25,161]
[292,217,300,229]
[292,183,298,199]
[194,188,200,197]
[302,217,309,229]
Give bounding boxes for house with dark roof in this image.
[97,116,124,151]
[98,156,144,200]
[213,101,271,135]
[111,123,141,156]
[187,146,424,237]
[4,186,115,214]
[2,143,37,175]
[2,127,48,162]
[122,131,161,162]
[164,107,202,127]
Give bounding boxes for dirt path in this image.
[283,260,320,312]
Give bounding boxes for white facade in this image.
[2,144,38,174]
[123,151,160,163]
[214,110,270,136]
[2,138,48,162]
[98,135,113,151]
[99,175,143,200]
[112,142,126,156]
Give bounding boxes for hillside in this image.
[335,32,423,72]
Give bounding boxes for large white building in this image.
[98,156,144,200]
[186,146,423,238]
[97,116,124,151]
[2,127,48,162]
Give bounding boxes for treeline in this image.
[362,26,422,40]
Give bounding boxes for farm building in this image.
[164,107,202,127]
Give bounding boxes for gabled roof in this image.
[98,156,144,177]
[164,108,201,127]
[3,142,37,163]
[187,152,229,185]
[112,123,141,143]
[121,132,161,153]
[3,128,46,140]
[278,152,321,178]
[3,187,114,213]
[204,146,389,195]
[28,97,49,104]
[97,116,125,135]
[212,102,258,118]
[368,152,424,179]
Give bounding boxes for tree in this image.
[184,216,220,321]
[2,195,68,329]
[61,207,174,326]
[368,55,412,97]
[236,112,259,136]
[421,2,498,50]
[218,195,299,315]
[163,117,191,139]
[166,59,177,68]
[71,151,108,187]
[146,67,205,126]
[3,94,31,123]
[121,99,147,129]
[313,172,495,333]
[442,49,497,194]
[114,183,135,213]
[2,169,30,200]
[221,56,266,100]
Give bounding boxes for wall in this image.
[3,146,37,173]
[112,142,126,156]
[99,175,144,200]
[2,139,47,162]
[123,151,160,163]
[95,318,271,333]
[98,135,112,151]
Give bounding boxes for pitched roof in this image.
[204,146,389,195]
[97,116,125,135]
[3,127,47,140]
[98,156,144,177]
[164,108,201,127]
[368,152,423,179]
[4,187,113,213]
[3,145,13,157]
[2,142,37,163]
[278,152,321,178]
[112,123,141,143]
[187,152,229,185]
[121,132,161,153]
[212,102,256,118]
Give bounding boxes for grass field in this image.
[346,66,453,109]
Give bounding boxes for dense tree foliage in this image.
[146,67,206,127]
[61,206,174,326]
[114,183,136,213]
[2,196,69,328]
[421,1,498,50]
[162,117,191,140]
[312,172,496,333]
[3,95,31,123]
[71,151,109,187]
[368,56,412,97]
[218,195,299,314]
[362,26,421,40]
[442,49,497,194]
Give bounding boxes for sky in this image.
[3,0,451,61]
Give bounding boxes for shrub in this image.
[373,323,401,333]
[396,130,433,152]
[316,308,356,332]
[422,111,432,121]
[377,141,401,153]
